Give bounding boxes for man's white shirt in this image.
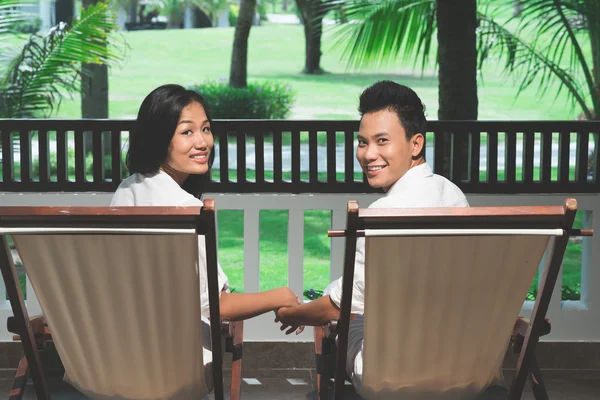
[327,162,469,313]
[324,162,469,389]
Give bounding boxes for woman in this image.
[111,84,301,322]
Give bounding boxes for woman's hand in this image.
[272,287,305,334]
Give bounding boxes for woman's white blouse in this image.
[110,170,230,319]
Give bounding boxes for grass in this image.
[44,24,583,121]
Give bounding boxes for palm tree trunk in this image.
[436,0,477,181]
[296,0,324,74]
[129,0,138,23]
[81,0,109,158]
[229,0,257,88]
[55,0,74,25]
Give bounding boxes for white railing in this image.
[0,191,598,342]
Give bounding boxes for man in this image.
[275,80,469,390]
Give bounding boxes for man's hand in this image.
[274,305,304,335]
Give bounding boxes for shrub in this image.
[257,0,268,22]
[228,4,239,26]
[9,17,42,34]
[188,81,295,120]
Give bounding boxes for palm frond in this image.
[477,10,593,119]
[331,0,436,70]
[0,0,128,118]
[0,0,30,33]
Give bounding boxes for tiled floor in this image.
[1,369,599,399]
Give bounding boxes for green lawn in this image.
[48,24,582,121]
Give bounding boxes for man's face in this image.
[356,109,423,192]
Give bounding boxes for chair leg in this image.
[529,357,549,400]
[9,354,29,400]
[229,320,243,400]
[314,326,332,400]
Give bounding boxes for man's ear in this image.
[411,133,425,158]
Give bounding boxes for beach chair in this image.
[314,198,591,399]
[0,201,242,400]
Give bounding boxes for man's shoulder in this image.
[370,173,468,209]
[431,173,469,206]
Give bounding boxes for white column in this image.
[243,209,260,293]
[287,209,304,296]
[330,210,346,282]
[39,0,52,31]
[183,7,194,29]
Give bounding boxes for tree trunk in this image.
[129,0,138,23]
[282,0,288,12]
[229,0,257,88]
[436,0,477,181]
[296,0,324,74]
[54,0,74,25]
[302,15,323,73]
[81,0,110,158]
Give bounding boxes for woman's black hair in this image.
[126,84,216,198]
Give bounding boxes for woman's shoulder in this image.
[111,171,202,207]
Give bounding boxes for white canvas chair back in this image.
[11,231,212,400]
[360,233,551,399]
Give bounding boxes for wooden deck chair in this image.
[314,198,592,400]
[0,201,242,400]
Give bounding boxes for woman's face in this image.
[163,101,214,184]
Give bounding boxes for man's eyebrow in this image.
[357,132,388,140]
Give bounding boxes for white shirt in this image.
[110,170,230,319]
[328,163,469,314]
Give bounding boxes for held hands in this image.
[274,306,304,335]
[274,287,304,335]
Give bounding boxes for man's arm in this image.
[275,295,340,334]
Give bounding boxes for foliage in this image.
[304,288,323,300]
[0,0,28,33]
[188,80,295,119]
[193,0,228,26]
[0,0,127,118]
[527,284,581,301]
[160,0,186,27]
[257,0,268,21]
[333,0,600,120]
[7,16,41,33]
[229,3,239,26]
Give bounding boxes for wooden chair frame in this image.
[315,198,591,400]
[0,201,242,400]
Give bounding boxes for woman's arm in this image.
[219,287,300,321]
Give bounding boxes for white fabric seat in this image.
[12,232,215,400]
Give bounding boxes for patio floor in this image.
[2,369,599,399]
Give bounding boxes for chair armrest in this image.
[512,317,551,339]
[324,319,339,340]
[222,319,243,359]
[511,317,551,354]
[7,315,50,349]
[221,318,234,339]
